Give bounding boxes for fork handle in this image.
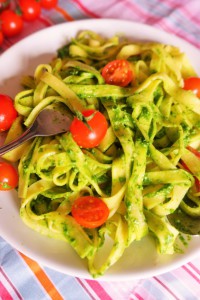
[0,127,35,156]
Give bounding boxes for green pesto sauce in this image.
[22,157,32,173]
[178,233,191,247]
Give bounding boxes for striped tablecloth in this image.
[0,1,200,299]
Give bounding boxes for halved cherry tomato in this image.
[70,109,108,148]
[0,10,23,37]
[0,161,18,190]
[187,146,200,159]
[183,77,200,98]
[0,94,18,132]
[19,0,41,22]
[71,196,109,228]
[40,0,58,9]
[101,59,133,87]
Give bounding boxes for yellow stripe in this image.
[55,6,74,21]
[19,252,63,300]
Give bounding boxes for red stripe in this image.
[153,276,179,300]
[188,262,200,276]
[1,268,23,300]
[75,278,96,300]
[0,281,13,300]
[134,292,144,300]
[182,265,200,284]
[1,37,13,51]
[72,0,100,18]
[182,6,200,24]
[85,279,113,300]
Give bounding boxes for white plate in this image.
[0,19,199,281]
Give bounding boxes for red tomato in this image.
[40,0,58,9]
[0,31,4,46]
[187,146,200,159]
[71,196,109,228]
[0,10,23,37]
[0,162,18,190]
[70,110,108,148]
[183,77,200,98]
[19,0,41,22]
[102,59,133,87]
[0,94,18,131]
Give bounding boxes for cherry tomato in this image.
[19,0,41,22]
[0,94,18,131]
[0,10,23,37]
[187,146,200,159]
[0,31,4,46]
[70,110,108,148]
[40,0,58,9]
[183,77,200,98]
[71,196,109,228]
[101,59,133,87]
[0,161,18,190]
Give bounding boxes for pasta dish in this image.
[3,30,200,277]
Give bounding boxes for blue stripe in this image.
[42,1,89,23]
[44,266,92,300]
[1,237,51,300]
[142,278,170,299]
[160,272,199,300]
[61,1,91,20]
[130,0,173,17]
